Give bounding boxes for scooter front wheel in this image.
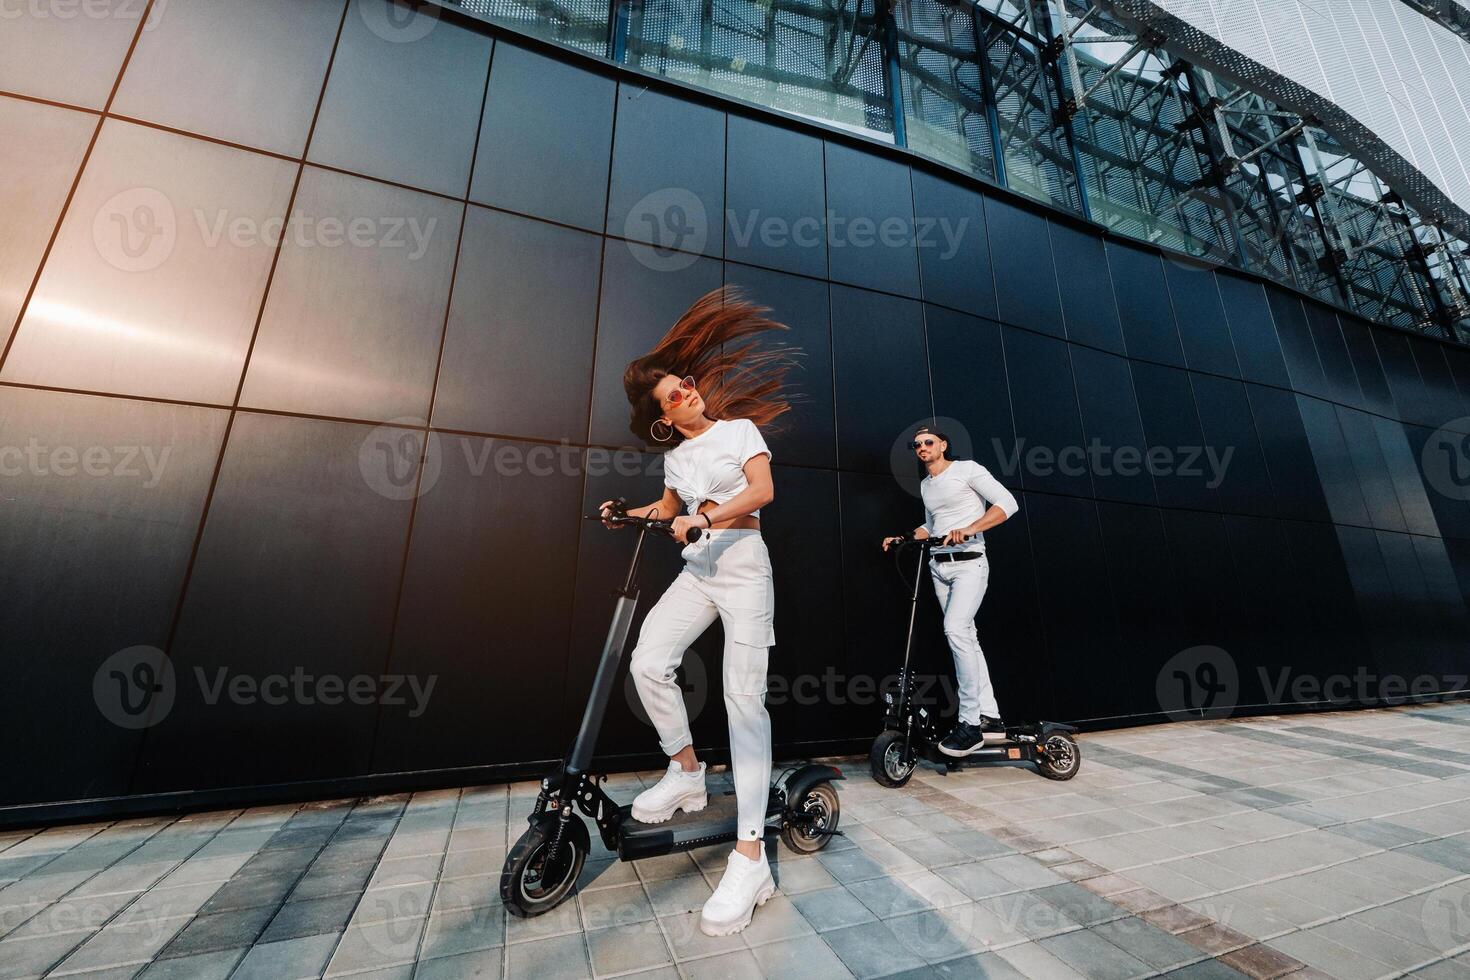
[869,730,917,788]
[501,816,588,917]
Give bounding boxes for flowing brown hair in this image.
[623,285,802,448]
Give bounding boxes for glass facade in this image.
[435,0,1470,341]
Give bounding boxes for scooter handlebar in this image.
[586,511,702,544]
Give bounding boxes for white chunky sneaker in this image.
[630,760,707,824]
[699,849,776,936]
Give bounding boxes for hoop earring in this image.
[650,419,673,443]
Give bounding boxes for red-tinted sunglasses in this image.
[663,376,696,408]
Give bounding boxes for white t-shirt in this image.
[921,460,1018,554]
[663,418,772,519]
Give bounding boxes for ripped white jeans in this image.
[629,529,774,842]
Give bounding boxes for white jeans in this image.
[629,529,774,842]
[929,553,1001,724]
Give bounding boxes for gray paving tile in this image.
[413,946,504,979]
[418,905,505,960]
[822,920,928,978]
[1035,882,1130,927]
[0,931,93,979]
[751,933,854,977]
[1039,927,1155,980]
[1091,917,1206,972]
[789,886,879,932]
[157,905,275,959]
[259,893,359,942]
[134,948,242,979]
[503,931,591,980]
[232,932,338,980]
[585,918,672,975]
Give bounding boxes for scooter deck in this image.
[617,790,782,861]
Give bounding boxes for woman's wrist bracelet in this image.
[702,513,713,527]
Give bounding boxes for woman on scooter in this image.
[597,284,798,937]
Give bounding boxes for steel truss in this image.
[444,0,1470,340]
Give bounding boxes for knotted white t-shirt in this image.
[921,459,1018,554]
[662,418,772,519]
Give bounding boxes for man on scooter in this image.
[881,426,1018,756]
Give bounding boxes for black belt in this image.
[931,550,984,563]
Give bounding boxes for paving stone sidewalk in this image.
[3,702,1470,979]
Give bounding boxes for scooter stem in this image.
[568,524,650,775]
[894,542,925,721]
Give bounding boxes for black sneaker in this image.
[978,716,1006,736]
[938,721,986,757]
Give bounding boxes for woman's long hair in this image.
[623,285,802,448]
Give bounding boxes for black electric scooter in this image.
[501,500,844,918]
[869,535,1081,787]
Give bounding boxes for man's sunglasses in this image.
[910,438,938,449]
[663,376,696,408]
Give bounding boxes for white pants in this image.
[929,553,1001,724]
[629,529,774,842]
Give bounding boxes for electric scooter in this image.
[501,499,844,918]
[869,535,1081,787]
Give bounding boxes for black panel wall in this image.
[3,0,1468,818]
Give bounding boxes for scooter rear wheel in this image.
[781,781,840,854]
[1037,733,1081,781]
[869,730,917,788]
[501,817,587,917]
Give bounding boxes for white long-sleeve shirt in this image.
[921,460,1019,554]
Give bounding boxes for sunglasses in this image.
[910,438,938,449]
[662,376,696,408]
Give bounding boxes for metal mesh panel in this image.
[1066,39,1232,259]
[984,19,1081,210]
[453,0,610,54]
[894,0,996,179]
[627,0,894,137]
